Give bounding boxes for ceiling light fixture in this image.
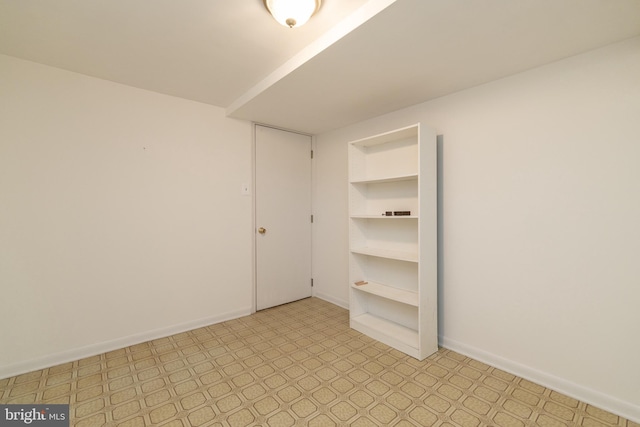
[263,0,322,28]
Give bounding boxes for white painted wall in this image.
[0,55,253,377]
[313,37,640,421]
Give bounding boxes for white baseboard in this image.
[439,336,640,424]
[0,307,252,380]
[312,291,349,310]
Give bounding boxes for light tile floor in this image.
[1,298,636,426]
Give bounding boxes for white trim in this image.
[313,291,349,310]
[0,307,251,380]
[439,336,640,424]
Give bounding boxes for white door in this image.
[255,125,312,310]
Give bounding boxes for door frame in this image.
[251,123,315,313]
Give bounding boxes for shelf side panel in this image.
[417,124,439,359]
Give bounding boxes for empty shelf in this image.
[350,247,418,263]
[352,281,418,306]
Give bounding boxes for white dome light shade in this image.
[263,0,322,28]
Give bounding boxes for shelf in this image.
[350,173,418,185]
[351,313,419,350]
[351,281,418,306]
[348,122,437,361]
[351,215,418,219]
[350,247,418,263]
[350,125,418,148]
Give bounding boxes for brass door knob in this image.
[258,227,267,234]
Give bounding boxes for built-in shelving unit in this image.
[348,123,438,360]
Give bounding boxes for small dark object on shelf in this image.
[393,211,411,216]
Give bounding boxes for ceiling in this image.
[2,0,640,134]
